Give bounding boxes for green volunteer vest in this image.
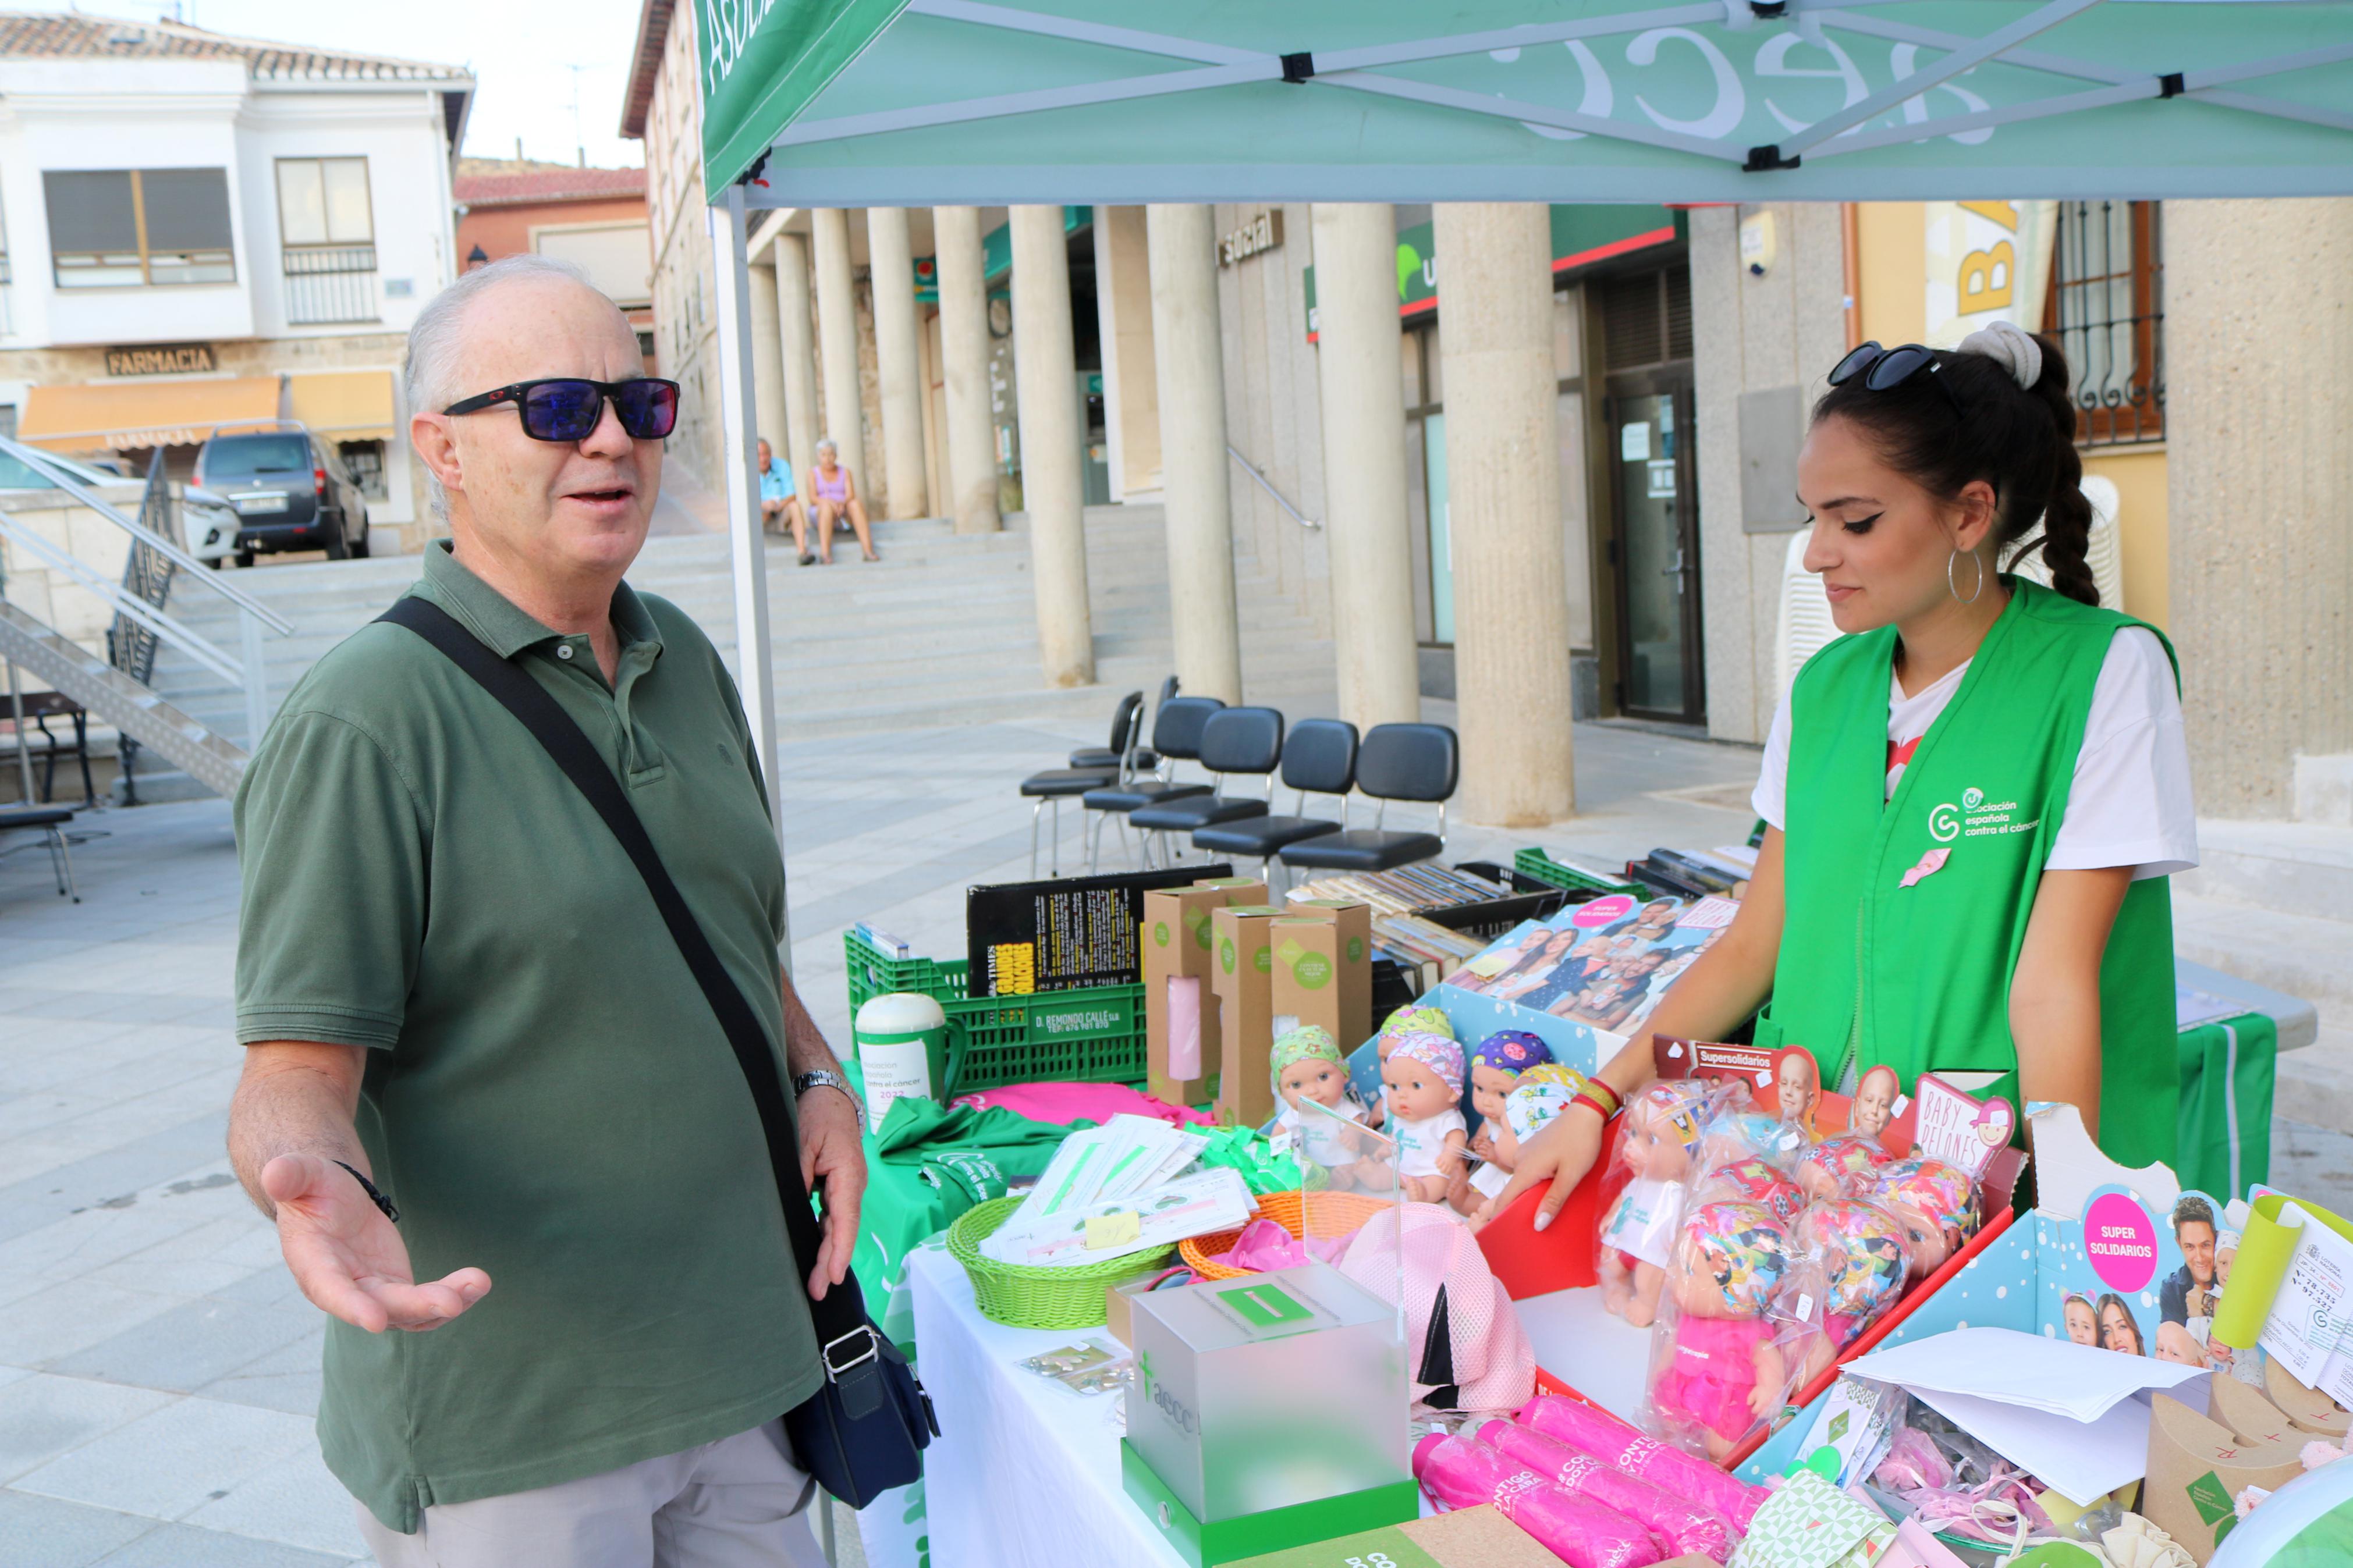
[1758,577,2180,1170]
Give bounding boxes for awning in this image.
[288,370,398,442]
[17,376,283,451]
[702,0,2353,204]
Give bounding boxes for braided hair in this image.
[1812,330,2098,606]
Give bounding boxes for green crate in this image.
[843,929,970,1018]
[1514,846,1647,900]
[942,980,1148,1095]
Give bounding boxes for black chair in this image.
[1081,695,1225,871]
[0,805,80,901]
[1070,676,1170,773]
[1277,723,1458,876]
[1128,706,1284,863]
[1191,718,1359,890]
[1019,691,1144,877]
[1,692,95,807]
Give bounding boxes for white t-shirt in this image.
[1393,1107,1467,1180]
[1753,627,2197,881]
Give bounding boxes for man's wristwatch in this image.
[794,1069,866,1124]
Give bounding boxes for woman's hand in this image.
[1472,1103,1607,1232]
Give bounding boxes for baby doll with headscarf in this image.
[1450,1061,1585,1215]
[1651,1200,1794,1462]
[1269,1025,1375,1182]
[1791,1199,1912,1379]
[1380,1030,1469,1203]
[1599,1080,1713,1327]
[1868,1158,1981,1279]
[1466,1031,1554,1163]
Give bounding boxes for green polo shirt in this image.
[233,542,818,1532]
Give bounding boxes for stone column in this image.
[1146,203,1244,704]
[934,205,1001,534]
[1010,205,1095,688]
[1433,203,1577,826]
[810,207,868,488]
[772,233,821,491]
[1311,202,1421,731]
[2167,198,2353,820]
[865,207,930,520]
[746,261,786,475]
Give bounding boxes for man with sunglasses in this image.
[227,254,860,1567]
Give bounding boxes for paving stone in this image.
[91,1521,357,1568]
[50,1297,321,1395]
[14,1395,315,1522]
[184,1445,372,1558]
[0,1374,178,1484]
[0,1489,156,1567]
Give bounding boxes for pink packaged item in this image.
[1412,1433,1662,1568]
[1515,1393,1770,1530]
[950,1082,1213,1129]
[1795,1131,1900,1200]
[1649,1200,1801,1462]
[1340,1202,1534,1414]
[1211,1218,1348,1272]
[1477,1420,1734,1563]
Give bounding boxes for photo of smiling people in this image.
[2063,1292,2101,1346]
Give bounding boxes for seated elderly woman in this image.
[797,437,879,565]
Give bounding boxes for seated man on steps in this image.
[227,252,864,1568]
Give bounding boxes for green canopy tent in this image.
[694,0,2353,905]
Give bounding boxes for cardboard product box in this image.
[1224,1506,1561,1568]
[1286,899,1372,1051]
[2263,1359,2352,1437]
[2143,1391,2305,1563]
[1211,904,1287,1129]
[1145,885,1248,1107]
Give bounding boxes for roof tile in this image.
[0,10,470,80]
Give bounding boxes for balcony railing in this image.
[283,243,378,325]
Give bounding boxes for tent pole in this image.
[708,183,792,968]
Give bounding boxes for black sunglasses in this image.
[442,378,680,443]
[1827,341,1966,420]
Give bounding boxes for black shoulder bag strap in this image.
[378,595,933,1508]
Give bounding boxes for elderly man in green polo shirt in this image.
[226,253,864,1567]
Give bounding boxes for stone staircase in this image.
[146,504,1338,761]
[2173,819,2353,1139]
[0,598,249,798]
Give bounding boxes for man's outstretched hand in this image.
[262,1153,490,1334]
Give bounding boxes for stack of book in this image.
[1370,913,1491,995]
[1289,863,1510,917]
[1628,845,1756,899]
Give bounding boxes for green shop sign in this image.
[912,205,1089,302]
[1303,205,1684,341]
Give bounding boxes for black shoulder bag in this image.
[379,596,935,1509]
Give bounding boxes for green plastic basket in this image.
[942,982,1148,1094]
[1514,847,1648,900]
[945,1194,1178,1329]
[843,929,970,1018]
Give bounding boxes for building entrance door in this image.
[1606,374,1702,723]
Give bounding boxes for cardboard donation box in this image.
[1270,902,1374,1062]
[1144,881,1264,1107]
[1211,904,1287,1130]
[1123,1261,1414,1566]
[2143,1384,2306,1563]
[1224,1505,1563,1568]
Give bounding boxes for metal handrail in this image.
[0,511,244,684]
[0,434,294,634]
[1226,444,1319,529]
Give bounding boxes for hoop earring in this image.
[1947,548,1986,606]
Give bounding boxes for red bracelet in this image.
[1571,1091,1620,1123]
[1583,1079,1623,1117]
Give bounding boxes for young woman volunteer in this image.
[1486,321,2196,1231]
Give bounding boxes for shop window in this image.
[44,169,236,289]
[2044,201,2163,447]
[338,440,388,503]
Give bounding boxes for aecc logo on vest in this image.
[1928,785,2039,845]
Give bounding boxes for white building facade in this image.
[0,13,471,552]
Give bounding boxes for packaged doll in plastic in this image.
[1597,1082,1713,1327]
[1698,1104,1812,1175]
[1648,1199,1801,1462]
[1790,1198,1912,1380]
[1868,1158,1981,1279]
[1795,1131,1900,1200]
[1380,1030,1468,1202]
[1694,1154,1807,1225]
[1268,1025,1376,1183]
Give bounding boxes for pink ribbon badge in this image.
[1897,848,1951,888]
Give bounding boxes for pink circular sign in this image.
[1573,894,1638,930]
[2084,1192,2159,1293]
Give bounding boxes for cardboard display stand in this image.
[1145,880,1266,1107]
[1268,910,1372,1078]
[2143,1388,2306,1563]
[1211,904,1287,1130]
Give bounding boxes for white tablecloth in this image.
[909,1244,1191,1568]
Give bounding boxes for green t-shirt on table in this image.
[234,542,817,1531]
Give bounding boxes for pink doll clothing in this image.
[1393,1106,1467,1180]
[1653,1314,1776,1442]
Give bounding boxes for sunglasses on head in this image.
[442,378,680,443]
[1827,341,1967,420]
